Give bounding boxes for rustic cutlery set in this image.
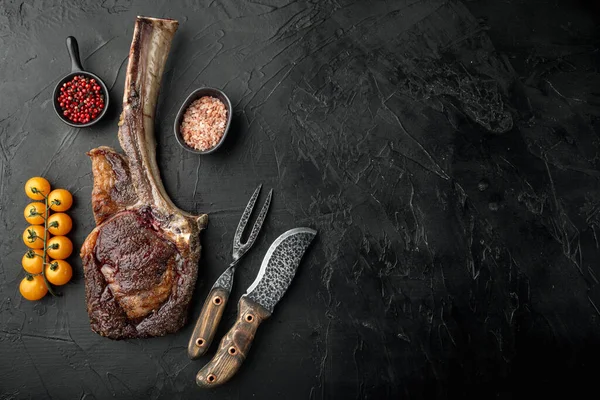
[54,16,316,389]
[188,185,316,387]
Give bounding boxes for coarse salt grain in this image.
[180,96,228,151]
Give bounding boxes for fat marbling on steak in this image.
[80,17,208,339]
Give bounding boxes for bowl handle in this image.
[66,36,84,73]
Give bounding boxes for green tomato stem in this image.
[38,189,59,297]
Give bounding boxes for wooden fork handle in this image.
[187,287,230,359]
[195,296,271,388]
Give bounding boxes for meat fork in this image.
[187,184,273,359]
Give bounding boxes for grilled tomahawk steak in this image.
[81,17,207,339]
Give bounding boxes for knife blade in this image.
[195,227,317,388]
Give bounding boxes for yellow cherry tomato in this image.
[46,236,73,260]
[19,275,48,301]
[25,177,51,200]
[48,189,73,212]
[45,260,73,286]
[22,225,49,249]
[21,249,48,274]
[24,202,48,225]
[47,213,72,236]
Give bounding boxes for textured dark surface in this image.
[1,0,599,398]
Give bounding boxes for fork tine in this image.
[243,188,273,249]
[233,184,262,250]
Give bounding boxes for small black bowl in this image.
[52,36,110,128]
[174,87,232,154]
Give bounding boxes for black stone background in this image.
[1,0,599,399]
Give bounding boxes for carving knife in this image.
[195,227,317,388]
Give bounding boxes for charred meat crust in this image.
[88,147,136,225]
[83,209,198,339]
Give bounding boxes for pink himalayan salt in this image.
[180,96,227,151]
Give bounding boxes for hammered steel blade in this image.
[244,227,317,313]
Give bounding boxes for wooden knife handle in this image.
[187,287,230,360]
[196,296,271,388]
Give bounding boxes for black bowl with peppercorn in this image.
[52,37,109,128]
